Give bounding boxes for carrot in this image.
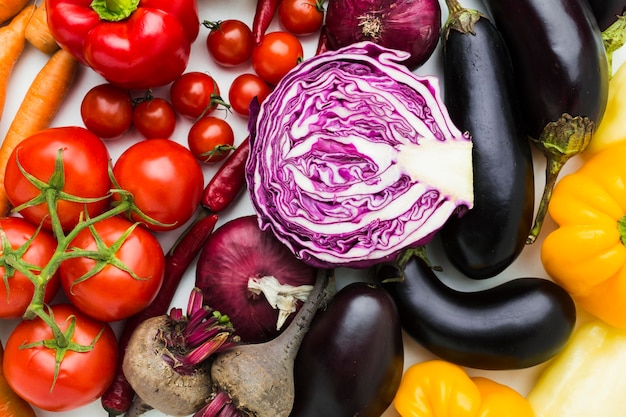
[0,47,79,216]
[25,1,60,55]
[0,0,30,26]
[0,4,35,123]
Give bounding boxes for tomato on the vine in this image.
[206,19,254,67]
[278,0,324,36]
[112,139,204,231]
[228,73,271,117]
[60,216,165,322]
[133,96,177,139]
[4,127,112,232]
[252,31,304,85]
[3,304,118,412]
[0,217,60,318]
[80,83,133,139]
[170,72,227,119]
[188,116,235,163]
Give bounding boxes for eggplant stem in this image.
[602,13,626,76]
[527,114,594,244]
[443,0,484,38]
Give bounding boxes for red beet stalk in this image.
[201,137,250,213]
[252,0,281,45]
[101,211,220,416]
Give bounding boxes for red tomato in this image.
[112,139,204,231]
[0,217,60,318]
[228,73,272,117]
[278,0,324,36]
[80,83,133,139]
[188,117,235,163]
[3,304,118,412]
[170,72,226,119]
[60,216,165,322]
[133,96,177,139]
[252,31,304,85]
[4,127,112,232]
[206,19,254,66]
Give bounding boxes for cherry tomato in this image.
[3,304,118,412]
[252,31,304,85]
[4,127,112,232]
[80,83,133,139]
[60,216,165,322]
[170,72,227,119]
[112,139,204,231]
[188,117,235,163]
[206,19,254,67]
[278,0,324,36]
[133,96,177,139]
[228,73,272,117]
[0,217,60,318]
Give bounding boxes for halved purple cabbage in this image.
[246,41,473,268]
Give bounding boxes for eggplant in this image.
[584,0,626,30]
[483,0,609,243]
[290,282,403,417]
[483,0,608,140]
[439,2,534,279]
[377,250,576,370]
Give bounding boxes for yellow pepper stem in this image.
[527,113,594,244]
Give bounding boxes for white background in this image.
[1,0,624,415]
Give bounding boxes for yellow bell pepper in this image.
[584,60,626,157]
[541,142,626,328]
[393,360,534,417]
[527,320,626,417]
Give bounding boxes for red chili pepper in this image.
[101,211,219,415]
[201,137,251,213]
[316,25,330,55]
[252,0,281,45]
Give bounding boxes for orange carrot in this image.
[0,4,35,122]
[0,0,30,26]
[25,1,60,55]
[0,47,79,216]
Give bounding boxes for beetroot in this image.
[195,215,318,343]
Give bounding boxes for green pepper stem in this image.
[90,0,140,22]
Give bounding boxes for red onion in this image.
[324,0,442,70]
[195,215,318,343]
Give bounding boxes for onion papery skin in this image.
[324,0,442,70]
[246,42,474,269]
[195,215,318,343]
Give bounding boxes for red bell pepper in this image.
[45,0,199,89]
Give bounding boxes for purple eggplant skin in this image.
[377,253,576,370]
[290,282,404,417]
[439,7,534,280]
[483,0,609,140]
[583,0,626,30]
